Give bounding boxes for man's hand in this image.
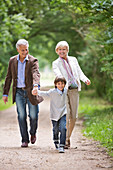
[3,96,8,104]
[32,86,38,96]
[85,80,91,85]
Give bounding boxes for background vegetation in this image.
[0,0,113,102]
[79,90,113,157]
[0,0,113,156]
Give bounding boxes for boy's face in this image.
[56,46,68,59]
[56,81,65,91]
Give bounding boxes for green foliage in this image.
[0,0,32,88]
[79,90,113,157]
[83,108,113,157]
[0,0,113,103]
[0,0,31,49]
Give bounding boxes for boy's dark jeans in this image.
[52,114,66,146]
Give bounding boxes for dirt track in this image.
[0,97,113,170]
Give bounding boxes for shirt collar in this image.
[56,88,64,95]
[59,55,69,62]
[17,54,29,61]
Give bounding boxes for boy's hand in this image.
[85,80,91,85]
[3,96,8,104]
[32,87,38,95]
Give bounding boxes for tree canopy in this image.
[0,0,113,102]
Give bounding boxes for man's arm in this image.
[3,59,12,103]
[32,58,40,85]
[31,58,40,95]
[3,96,8,104]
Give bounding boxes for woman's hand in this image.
[85,80,91,85]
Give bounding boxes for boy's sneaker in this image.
[59,146,65,153]
[55,143,59,150]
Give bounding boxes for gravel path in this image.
[0,97,113,170]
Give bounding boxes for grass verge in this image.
[79,90,113,157]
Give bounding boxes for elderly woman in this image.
[52,41,91,148]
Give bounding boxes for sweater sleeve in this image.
[38,89,53,97]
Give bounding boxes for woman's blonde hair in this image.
[55,41,69,52]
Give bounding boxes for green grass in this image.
[79,90,113,157]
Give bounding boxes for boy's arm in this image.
[38,89,51,97]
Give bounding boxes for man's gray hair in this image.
[16,39,29,49]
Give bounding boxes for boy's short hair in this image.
[54,76,66,88]
[55,41,69,52]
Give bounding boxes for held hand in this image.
[85,80,91,85]
[32,87,38,96]
[3,96,8,104]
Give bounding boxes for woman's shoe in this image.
[64,139,70,149]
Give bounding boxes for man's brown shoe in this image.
[31,135,36,144]
[21,142,28,147]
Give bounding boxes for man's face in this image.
[17,45,28,59]
[56,81,65,91]
[56,46,68,59]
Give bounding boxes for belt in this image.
[16,87,26,90]
[68,86,78,90]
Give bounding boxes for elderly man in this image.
[3,39,43,147]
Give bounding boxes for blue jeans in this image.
[15,88,39,143]
[52,115,66,146]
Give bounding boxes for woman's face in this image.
[56,46,68,59]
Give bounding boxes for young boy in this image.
[38,77,67,153]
